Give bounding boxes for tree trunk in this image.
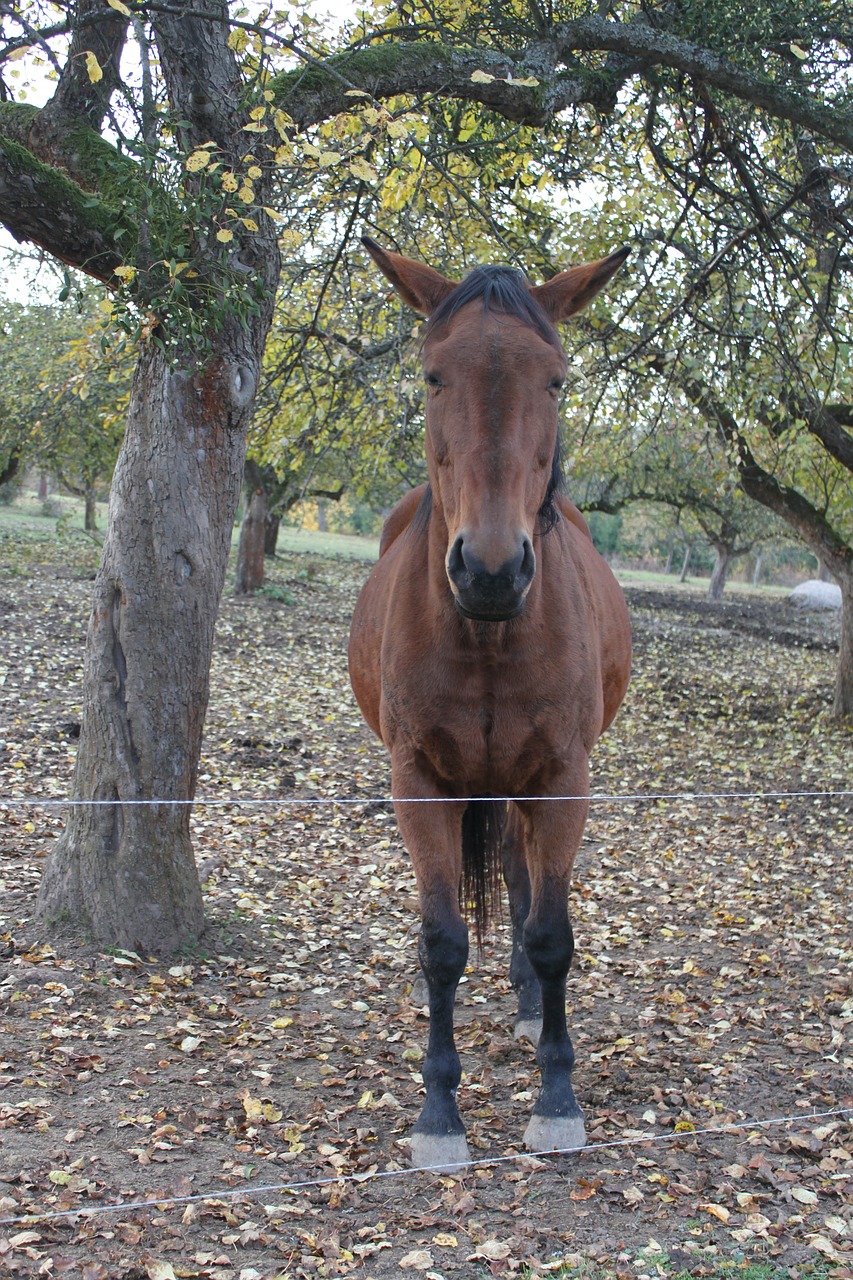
[84,484,98,532]
[752,551,763,586]
[708,543,731,600]
[36,338,260,954]
[37,471,49,500]
[679,544,692,582]
[834,572,853,718]
[317,499,328,533]
[234,485,268,594]
[264,511,281,557]
[664,542,675,575]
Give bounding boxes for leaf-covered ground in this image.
[0,537,851,1280]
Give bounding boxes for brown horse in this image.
[348,237,632,1171]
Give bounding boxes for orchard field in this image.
[0,530,850,1280]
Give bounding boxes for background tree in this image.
[1,0,850,952]
[2,294,132,524]
[571,412,786,598]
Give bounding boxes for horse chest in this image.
[384,643,582,793]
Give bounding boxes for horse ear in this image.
[362,235,458,316]
[531,247,630,321]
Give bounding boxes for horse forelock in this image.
[426,265,560,350]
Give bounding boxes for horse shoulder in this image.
[551,514,632,737]
[556,494,593,541]
[379,484,429,557]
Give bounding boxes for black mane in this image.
[427,265,560,350]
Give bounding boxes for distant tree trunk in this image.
[84,484,98,532]
[234,484,268,594]
[679,544,692,582]
[317,499,328,532]
[36,327,268,955]
[708,543,731,600]
[664,542,675,575]
[37,471,48,500]
[752,551,763,586]
[264,511,280,557]
[834,572,853,718]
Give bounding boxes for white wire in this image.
[1,788,851,809]
[0,1106,849,1229]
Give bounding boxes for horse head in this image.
[363,237,628,622]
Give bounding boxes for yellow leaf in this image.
[105,0,131,14]
[221,172,239,192]
[84,51,102,83]
[240,218,259,232]
[216,228,234,243]
[432,1233,458,1247]
[318,150,342,166]
[701,1202,731,1223]
[508,75,540,87]
[247,165,262,179]
[349,158,378,183]
[49,1170,72,1185]
[240,1091,263,1122]
[185,150,211,172]
[791,1186,818,1205]
[238,185,255,203]
[386,119,408,139]
[790,42,809,58]
[470,69,495,84]
[113,265,137,283]
[262,206,286,221]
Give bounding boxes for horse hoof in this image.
[513,1018,542,1046]
[408,1132,471,1173]
[523,1112,586,1154]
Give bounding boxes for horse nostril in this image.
[447,534,466,583]
[518,537,535,586]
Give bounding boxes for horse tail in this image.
[460,799,506,948]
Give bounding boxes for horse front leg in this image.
[502,804,542,1044]
[393,765,470,1172]
[516,771,590,1154]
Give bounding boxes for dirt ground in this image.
[0,541,851,1280]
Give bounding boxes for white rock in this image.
[788,580,842,610]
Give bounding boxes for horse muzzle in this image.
[446,533,536,622]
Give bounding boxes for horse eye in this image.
[549,378,565,393]
[425,372,443,388]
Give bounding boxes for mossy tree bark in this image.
[36,340,262,951]
[21,1,282,952]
